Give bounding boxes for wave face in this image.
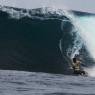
[0,6,95,75]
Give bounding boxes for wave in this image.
[0,5,95,75]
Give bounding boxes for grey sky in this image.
[0,0,95,13]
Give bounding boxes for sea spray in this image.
[61,11,83,59]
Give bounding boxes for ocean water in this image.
[0,70,95,95]
[0,5,95,95]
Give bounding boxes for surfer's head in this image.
[73,58,77,63]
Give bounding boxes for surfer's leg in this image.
[73,71,80,75]
[73,70,87,76]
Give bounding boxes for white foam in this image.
[74,16,95,60]
[0,6,67,19]
[85,66,95,77]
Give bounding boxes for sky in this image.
[0,0,95,13]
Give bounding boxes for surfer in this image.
[72,57,86,76]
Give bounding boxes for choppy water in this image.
[0,70,95,95]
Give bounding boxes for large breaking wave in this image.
[0,5,95,76]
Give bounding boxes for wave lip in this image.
[0,5,68,19]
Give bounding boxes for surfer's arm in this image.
[71,62,75,67]
[69,62,75,69]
